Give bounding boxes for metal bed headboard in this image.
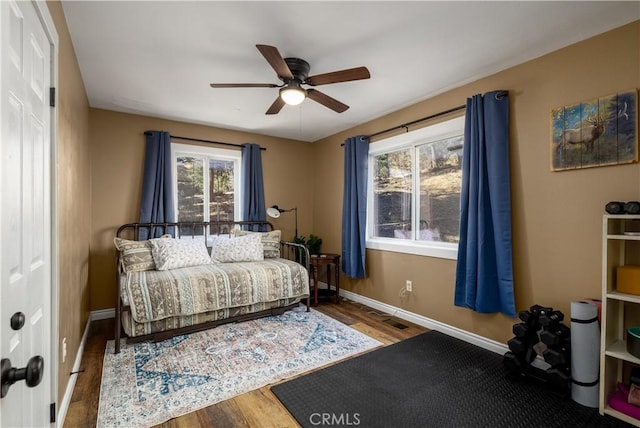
[116,220,273,241]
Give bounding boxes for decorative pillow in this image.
[210,233,264,263]
[232,229,281,258]
[114,235,171,273]
[150,238,212,271]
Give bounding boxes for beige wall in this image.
[47,5,639,410]
[47,1,92,406]
[89,109,314,309]
[312,21,640,344]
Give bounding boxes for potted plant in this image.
[306,234,323,255]
[294,234,323,255]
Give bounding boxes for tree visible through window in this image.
[172,144,241,235]
[373,148,412,238]
[417,135,463,243]
[367,116,464,259]
[176,156,204,223]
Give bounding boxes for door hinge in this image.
[49,87,55,107]
[50,402,56,423]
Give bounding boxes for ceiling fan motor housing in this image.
[210,45,369,114]
[283,58,310,83]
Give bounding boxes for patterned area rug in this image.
[97,306,381,427]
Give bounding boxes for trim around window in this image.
[366,237,458,259]
[366,115,464,260]
[170,143,242,222]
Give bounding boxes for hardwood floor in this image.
[63,299,427,428]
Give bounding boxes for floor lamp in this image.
[266,205,298,239]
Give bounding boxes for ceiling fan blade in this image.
[305,66,370,86]
[306,89,349,113]
[256,44,294,80]
[265,96,286,115]
[210,83,279,88]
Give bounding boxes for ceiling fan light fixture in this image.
[280,85,306,106]
[210,45,370,114]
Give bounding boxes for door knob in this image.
[10,312,25,330]
[1,356,44,398]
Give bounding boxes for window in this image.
[171,143,241,234]
[367,116,464,259]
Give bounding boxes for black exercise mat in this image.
[272,331,631,428]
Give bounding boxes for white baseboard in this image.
[57,308,115,426]
[57,316,90,426]
[338,289,509,355]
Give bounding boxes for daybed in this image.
[113,221,310,354]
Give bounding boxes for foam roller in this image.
[570,301,600,408]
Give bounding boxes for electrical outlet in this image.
[62,337,67,363]
[406,280,412,292]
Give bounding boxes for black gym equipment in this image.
[625,201,640,214]
[605,200,640,214]
[512,323,529,338]
[503,304,571,395]
[605,201,625,214]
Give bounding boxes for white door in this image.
[0,0,53,426]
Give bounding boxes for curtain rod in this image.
[368,104,466,139]
[144,132,266,151]
[353,90,509,141]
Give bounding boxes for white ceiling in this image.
[62,1,639,142]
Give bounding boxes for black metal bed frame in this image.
[113,220,310,354]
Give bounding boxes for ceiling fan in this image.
[210,44,370,115]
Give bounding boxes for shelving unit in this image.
[600,215,640,426]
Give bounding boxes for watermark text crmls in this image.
[309,413,361,426]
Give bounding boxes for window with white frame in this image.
[171,143,242,234]
[367,115,464,259]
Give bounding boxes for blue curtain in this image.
[454,91,515,317]
[241,143,266,228]
[139,131,176,239]
[342,135,369,278]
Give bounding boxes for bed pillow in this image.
[210,233,264,263]
[150,238,212,271]
[232,229,281,258]
[114,235,171,273]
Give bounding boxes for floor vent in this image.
[383,318,409,330]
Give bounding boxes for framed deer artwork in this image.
[551,89,637,171]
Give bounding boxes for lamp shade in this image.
[266,205,298,239]
[280,86,306,106]
[266,206,282,218]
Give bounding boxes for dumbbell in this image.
[518,310,535,324]
[539,310,564,327]
[530,304,552,316]
[527,305,553,328]
[503,351,525,373]
[508,337,527,354]
[513,322,532,338]
[540,323,570,346]
[540,330,560,346]
[508,337,537,363]
[556,323,570,337]
[543,345,570,367]
[519,306,541,323]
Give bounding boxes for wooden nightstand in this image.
[309,253,340,306]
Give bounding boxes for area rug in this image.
[96,306,381,427]
[272,331,628,428]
